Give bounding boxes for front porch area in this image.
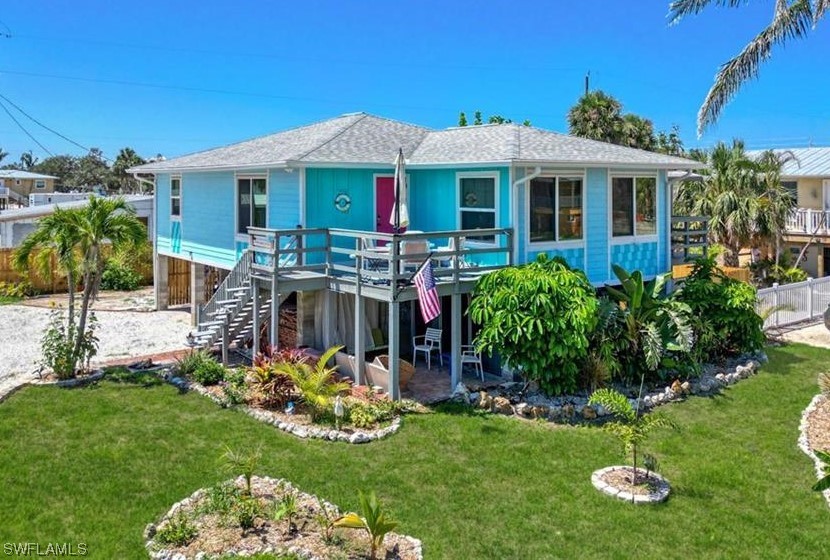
[400,361,505,403]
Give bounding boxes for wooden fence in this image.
[0,245,153,294]
[168,256,190,306]
[672,263,751,284]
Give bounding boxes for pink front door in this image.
[375,176,406,234]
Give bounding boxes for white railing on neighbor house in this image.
[0,186,8,197]
[757,276,830,329]
[786,208,830,235]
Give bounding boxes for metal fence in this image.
[757,276,830,329]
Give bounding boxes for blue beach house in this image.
[130,112,700,398]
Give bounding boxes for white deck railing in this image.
[0,186,8,196]
[786,208,830,235]
[757,276,830,328]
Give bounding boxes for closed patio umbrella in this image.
[390,147,409,232]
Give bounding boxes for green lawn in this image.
[1,345,828,559]
[0,295,22,305]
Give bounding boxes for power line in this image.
[0,93,92,153]
[0,98,53,156]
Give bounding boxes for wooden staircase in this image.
[192,240,297,360]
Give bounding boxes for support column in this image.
[155,254,169,311]
[388,300,401,401]
[269,276,279,350]
[450,293,462,390]
[252,281,260,357]
[323,290,335,349]
[190,261,205,326]
[354,293,365,386]
[295,290,317,347]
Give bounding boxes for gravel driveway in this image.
[0,304,192,388]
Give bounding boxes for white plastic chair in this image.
[412,328,443,369]
[461,344,484,381]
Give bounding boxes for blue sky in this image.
[0,0,828,163]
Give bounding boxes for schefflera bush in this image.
[469,255,598,395]
[675,256,765,362]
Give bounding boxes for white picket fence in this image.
[757,276,830,329]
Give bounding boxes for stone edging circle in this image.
[174,375,402,445]
[145,475,424,560]
[591,465,671,504]
[797,393,830,509]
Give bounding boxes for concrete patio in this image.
[401,360,506,404]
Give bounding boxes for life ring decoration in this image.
[334,192,351,213]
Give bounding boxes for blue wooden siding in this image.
[585,168,609,283]
[527,247,585,270]
[610,242,658,277]
[268,169,301,230]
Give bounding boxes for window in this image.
[612,176,657,237]
[170,176,181,218]
[782,181,798,204]
[237,176,267,235]
[528,176,583,243]
[458,174,496,242]
[34,179,46,189]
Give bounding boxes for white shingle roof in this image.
[747,147,830,177]
[130,113,702,173]
[0,170,58,180]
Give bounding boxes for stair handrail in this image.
[197,250,253,327]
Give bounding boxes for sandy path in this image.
[782,323,830,349]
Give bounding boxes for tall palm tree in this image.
[620,114,656,151]
[12,197,146,374]
[669,0,828,135]
[754,150,797,267]
[567,91,624,144]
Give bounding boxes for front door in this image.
[375,176,406,234]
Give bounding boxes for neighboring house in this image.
[129,112,700,398]
[0,195,153,248]
[749,147,830,278]
[0,170,57,209]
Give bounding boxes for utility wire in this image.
[0,97,53,156]
[0,93,92,153]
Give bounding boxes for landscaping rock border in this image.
[165,371,403,445]
[797,393,830,509]
[145,475,423,560]
[0,370,106,405]
[591,466,671,504]
[461,352,768,425]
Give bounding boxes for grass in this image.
[1,345,829,559]
[0,294,21,305]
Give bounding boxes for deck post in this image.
[388,299,401,400]
[190,261,205,326]
[221,320,229,365]
[323,290,335,349]
[270,235,280,350]
[354,293,365,386]
[450,292,462,390]
[154,254,169,311]
[252,280,260,356]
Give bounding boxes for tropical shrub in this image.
[345,397,403,429]
[274,346,350,422]
[221,445,262,497]
[813,450,830,492]
[175,349,213,377]
[588,387,678,484]
[582,297,626,390]
[192,358,226,386]
[0,280,38,298]
[334,490,398,560]
[40,309,98,379]
[469,255,598,394]
[220,368,248,406]
[272,492,298,535]
[200,481,241,516]
[675,257,764,362]
[100,259,143,291]
[230,495,263,532]
[248,347,307,409]
[605,266,693,383]
[155,512,197,547]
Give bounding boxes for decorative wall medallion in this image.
[334,192,351,213]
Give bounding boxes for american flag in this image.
[414,259,441,323]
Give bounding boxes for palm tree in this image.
[754,150,797,267]
[669,1,828,135]
[19,151,38,170]
[619,114,656,151]
[0,147,8,164]
[13,197,146,375]
[567,91,624,144]
[675,140,761,266]
[112,147,146,193]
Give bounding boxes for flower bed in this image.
[798,393,830,508]
[591,466,671,504]
[145,476,423,560]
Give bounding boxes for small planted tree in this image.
[220,445,262,497]
[588,387,677,486]
[469,255,598,395]
[334,490,398,560]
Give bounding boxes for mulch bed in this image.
[806,395,830,454]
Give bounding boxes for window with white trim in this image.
[528,176,583,243]
[170,176,181,218]
[611,176,657,237]
[458,174,497,242]
[34,179,46,189]
[237,176,267,234]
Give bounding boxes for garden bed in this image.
[591,466,671,504]
[145,476,422,560]
[799,393,830,508]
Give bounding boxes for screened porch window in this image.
[528,176,583,243]
[459,174,497,242]
[612,176,657,237]
[170,176,181,218]
[237,177,267,234]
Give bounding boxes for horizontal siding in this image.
[585,168,608,283]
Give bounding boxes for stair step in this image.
[216,298,242,306]
[192,329,221,337]
[226,286,250,294]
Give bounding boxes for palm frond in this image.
[697,0,814,135]
[668,0,746,24]
[641,322,663,371]
[588,388,635,422]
